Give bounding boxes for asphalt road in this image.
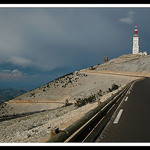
[96,77,150,142]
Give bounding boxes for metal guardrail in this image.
[46,80,138,142]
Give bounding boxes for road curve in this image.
[96,77,150,142]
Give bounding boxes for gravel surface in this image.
[0,86,128,143]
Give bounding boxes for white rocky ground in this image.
[0,86,129,143]
[0,54,147,143]
[84,54,150,75]
[0,71,136,116]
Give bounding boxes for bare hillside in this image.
[0,54,145,142]
[0,71,135,116]
[84,54,150,74]
[1,54,147,117]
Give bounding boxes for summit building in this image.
[132,24,147,55]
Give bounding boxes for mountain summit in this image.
[91,54,150,73]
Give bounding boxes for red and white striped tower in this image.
[132,23,140,54]
[134,23,138,34]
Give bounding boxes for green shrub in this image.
[111,83,119,90]
[74,94,96,107]
[108,83,119,92]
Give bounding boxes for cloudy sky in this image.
[0,6,150,89]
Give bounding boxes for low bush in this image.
[108,83,119,92]
[74,94,96,107]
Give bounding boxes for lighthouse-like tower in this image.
[132,24,140,54]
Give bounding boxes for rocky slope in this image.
[84,54,150,75]
[0,71,135,116]
[0,54,148,142]
[0,86,127,143]
[1,54,147,117]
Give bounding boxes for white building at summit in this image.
[132,24,147,55]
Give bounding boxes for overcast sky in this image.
[0,7,150,89]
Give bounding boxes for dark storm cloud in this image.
[0,8,128,71]
[0,7,150,88]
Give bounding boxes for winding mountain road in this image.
[96,77,150,142]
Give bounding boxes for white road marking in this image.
[113,109,123,124]
[125,97,128,102]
